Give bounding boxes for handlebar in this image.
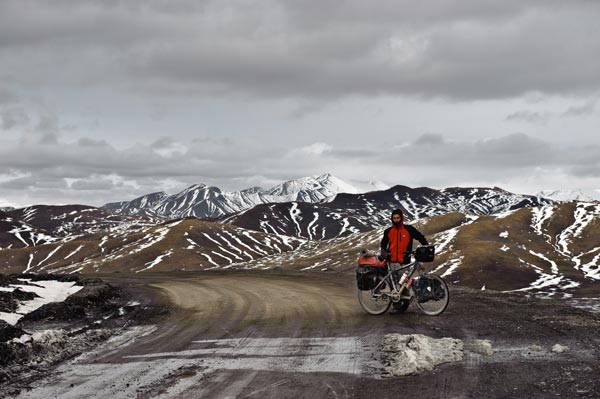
[379,245,435,258]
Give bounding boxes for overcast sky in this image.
[1,0,600,207]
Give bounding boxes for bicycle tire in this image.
[357,276,392,315]
[414,274,449,316]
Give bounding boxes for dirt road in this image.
[15,271,600,398]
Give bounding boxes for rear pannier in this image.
[356,266,379,291]
[356,250,386,290]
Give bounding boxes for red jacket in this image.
[381,212,428,263]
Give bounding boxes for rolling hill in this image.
[1,179,598,297]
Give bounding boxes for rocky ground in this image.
[0,273,168,397]
[1,271,599,398]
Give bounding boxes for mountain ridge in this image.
[1,201,598,296]
[216,184,556,240]
[102,173,364,219]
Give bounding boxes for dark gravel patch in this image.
[0,273,169,397]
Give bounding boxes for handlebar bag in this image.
[415,246,435,262]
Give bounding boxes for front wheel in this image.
[413,274,449,316]
[357,276,392,315]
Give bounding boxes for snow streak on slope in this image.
[3,219,56,247]
[531,205,555,247]
[3,219,307,274]
[556,203,600,256]
[237,228,383,271]
[138,250,174,273]
[577,249,600,280]
[529,202,600,282]
[222,186,552,241]
[2,206,160,250]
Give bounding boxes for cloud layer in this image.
[1,1,599,206]
[1,132,599,207]
[2,0,600,101]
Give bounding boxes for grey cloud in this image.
[150,137,176,149]
[35,115,60,135]
[38,133,60,145]
[563,100,597,117]
[0,175,68,190]
[1,106,29,129]
[78,138,110,147]
[414,133,445,146]
[505,111,550,124]
[566,145,600,178]
[329,133,556,169]
[0,132,598,206]
[70,177,118,191]
[0,87,17,104]
[2,0,599,100]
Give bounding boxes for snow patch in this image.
[0,280,83,325]
[552,344,569,353]
[464,339,495,356]
[380,334,463,376]
[137,250,174,273]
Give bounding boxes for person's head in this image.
[391,209,403,226]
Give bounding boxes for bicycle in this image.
[356,246,450,316]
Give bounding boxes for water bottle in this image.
[399,272,408,285]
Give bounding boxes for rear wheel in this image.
[357,276,392,315]
[414,274,449,316]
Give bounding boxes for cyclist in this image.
[380,208,428,264]
[380,209,428,312]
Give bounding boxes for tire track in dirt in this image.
[14,272,600,399]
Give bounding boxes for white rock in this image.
[552,344,569,353]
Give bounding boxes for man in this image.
[381,208,428,266]
[380,208,429,313]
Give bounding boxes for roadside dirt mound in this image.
[0,321,25,343]
[18,283,123,325]
[0,289,39,314]
[0,273,169,397]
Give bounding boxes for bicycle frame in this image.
[373,259,423,300]
[357,245,449,316]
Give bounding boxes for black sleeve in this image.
[380,227,391,250]
[406,225,428,246]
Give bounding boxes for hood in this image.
[391,208,404,225]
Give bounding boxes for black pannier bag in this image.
[415,245,435,262]
[412,275,445,303]
[356,266,379,291]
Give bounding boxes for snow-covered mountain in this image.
[536,189,600,202]
[103,173,364,219]
[347,179,390,193]
[1,180,599,296]
[2,201,599,297]
[219,185,555,239]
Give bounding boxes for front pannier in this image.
[413,275,445,303]
[356,266,379,291]
[415,245,435,262]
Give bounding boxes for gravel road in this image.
[14,271,600,399]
